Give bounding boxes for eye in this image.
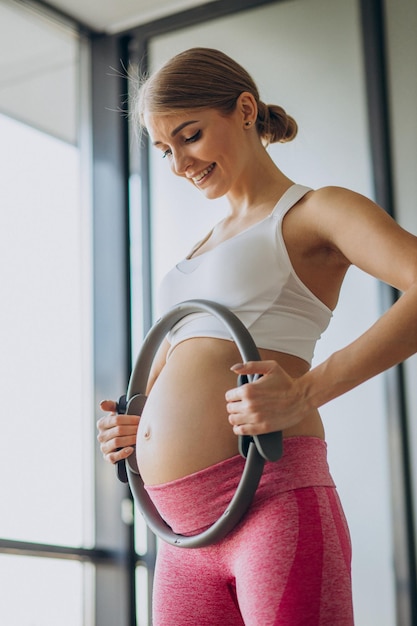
[162,148,172,159]
[185,130,201,144]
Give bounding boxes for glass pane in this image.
[0,3,93,548]
[136,565,150,626]
[0,555,90,626]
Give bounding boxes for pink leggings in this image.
[146,437,354,625]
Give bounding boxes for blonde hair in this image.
[136,48,297,145]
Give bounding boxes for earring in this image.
[245,121,252,127]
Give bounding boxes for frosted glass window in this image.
[0,112,93,547]
[0,554,89,626]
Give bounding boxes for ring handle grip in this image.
[116,394,147,483]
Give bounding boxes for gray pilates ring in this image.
[116,299,282,548]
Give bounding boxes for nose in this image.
[171,148,192,177]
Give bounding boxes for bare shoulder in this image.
[301,185,417,291]
[299,185,407,240]
[284,185,373,255]
[302,185,385,217]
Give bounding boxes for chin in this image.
[201,190,225,200]
[197,183,229,201]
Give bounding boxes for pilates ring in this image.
[116,299,282,548]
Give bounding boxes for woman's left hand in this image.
[225,360,307,435]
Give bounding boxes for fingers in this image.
[104,445,135,465]
[100,399,118,413]
[225,360,297,435]
[97,421,138,464]
[226,384,267,436]
[226,360,280,403]
[230,360,278,377]
[226,373,267,435]
[97,401,140,465]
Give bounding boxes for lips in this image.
[192,163,215,183]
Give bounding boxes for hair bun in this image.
[256,102,298,144]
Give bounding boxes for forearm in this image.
[303,282,417,410]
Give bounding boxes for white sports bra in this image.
[157,184,332,364]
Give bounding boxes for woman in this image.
[97,48,417,625]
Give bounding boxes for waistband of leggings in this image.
[144,436,335,535]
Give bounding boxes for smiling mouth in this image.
[192,163,215,183]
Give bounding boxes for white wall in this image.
[146,0,400,622]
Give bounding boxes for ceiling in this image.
[0,0,211,142]
[42,0,210,33]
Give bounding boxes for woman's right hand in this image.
[97,400,140,464]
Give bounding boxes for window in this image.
[0,3,96,624]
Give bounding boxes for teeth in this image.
[193,163,215,183]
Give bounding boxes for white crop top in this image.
[157,184,332,364]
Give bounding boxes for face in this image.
[145,107,250,200]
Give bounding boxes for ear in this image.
[236,91,258,126]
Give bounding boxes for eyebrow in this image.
[152,120,199,146]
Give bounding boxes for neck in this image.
[226,147,293,215]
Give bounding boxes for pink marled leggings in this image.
[146,437,354,625]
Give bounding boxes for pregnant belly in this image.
[136,339,242,485]
[135,338,323,485]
